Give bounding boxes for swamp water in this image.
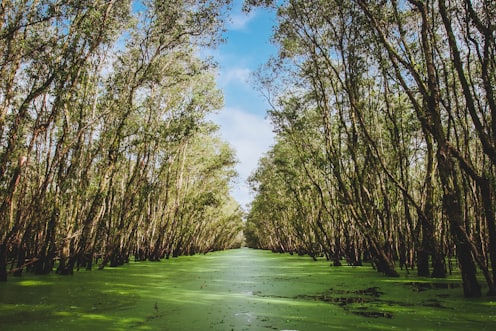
[0,248,495,330]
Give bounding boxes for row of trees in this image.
[0,0,243,281]
[244,0,495,297]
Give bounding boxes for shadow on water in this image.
[0,248,495,331]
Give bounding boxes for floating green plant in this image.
[1,249,495,331]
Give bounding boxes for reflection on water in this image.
[234,311,256,323]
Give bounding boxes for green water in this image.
[0,248,495,330]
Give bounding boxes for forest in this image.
[0,0,243,281]
[245,0,496,298]
[1,0,495,303]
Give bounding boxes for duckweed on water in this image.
[0,248,495,331]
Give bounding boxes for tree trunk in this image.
[367,237,399,277]
[0,243,8,281]
[438,150,481,297]
[480,179,496,295]
[12,244,26,277]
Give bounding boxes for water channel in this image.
[0,248,494,330]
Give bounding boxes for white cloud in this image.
[228,10,257,30]
[210,107,274,209]
[218,67,251,87]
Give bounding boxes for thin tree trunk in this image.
[0,243,7,281]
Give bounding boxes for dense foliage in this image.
[245,0,496,297]
[0,0,243,280]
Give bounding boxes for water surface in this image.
[1,248,494,330]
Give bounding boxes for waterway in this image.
[0,248,494,330]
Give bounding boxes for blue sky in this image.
[209,3,277,210]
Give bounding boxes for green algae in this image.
[0,248,495,331]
